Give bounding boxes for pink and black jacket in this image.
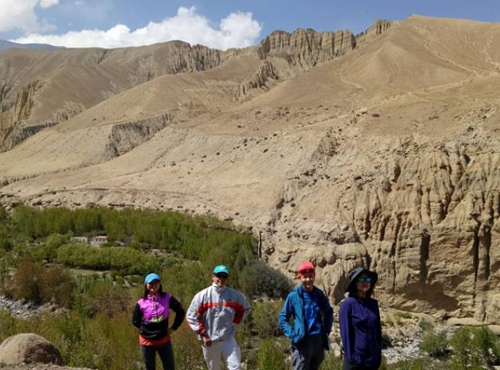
[132,292,185,341]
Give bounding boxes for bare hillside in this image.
[1,15,500,322]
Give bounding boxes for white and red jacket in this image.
[186,283,251,341]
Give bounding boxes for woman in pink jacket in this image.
[132,273,185,370]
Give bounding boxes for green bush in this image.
[239,260,292,299]
[0,310,19,343]
[249,300,284,337]
[418,319,434,332]
[420,328,449,357]
[4,258,75,307]
[257,337,287,370]
[6,258,45,303]
[0,235,12,251]
[450,326,500,369]
[39,264,75,308]
[75,278,132,318]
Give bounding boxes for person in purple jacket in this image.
[132,273,185,370]
[339,267,381,370]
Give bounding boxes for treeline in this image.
[0,204,292,300]
[7,204,254,260]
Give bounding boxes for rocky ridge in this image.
[0,21,391,153]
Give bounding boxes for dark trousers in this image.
[343,359,379,370]
[292,335,325,370]
[141,341,175,370]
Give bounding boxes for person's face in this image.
[147,279,160,294]
[355,274,372,296]
[299,272,315,291]
[212,273,228,287]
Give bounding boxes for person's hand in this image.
[167,327,175,336]
[202,336,212,347]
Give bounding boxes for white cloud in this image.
[0,0,58,33]
[39,0,59,9]
[12,6,262,50]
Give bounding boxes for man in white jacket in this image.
[187,265,251,370]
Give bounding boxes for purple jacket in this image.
[132,293,185,341]
[138,293,171,323]
[339,296,382,368]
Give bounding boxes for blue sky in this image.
[0,0,499,49]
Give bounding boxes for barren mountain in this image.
[1,15,500,322]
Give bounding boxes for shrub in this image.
[420,328,449,357]
[249,300,284,337]
[239,260,293,299]
[39,264,75,308]
[394,311,412,319]
[76,278,131,318]
[450,326,500,369]
[4,258,74,307]
[418,319,434,332]
[257,337,287,370]
[0,310,18,343]
[0,235,12,251]
[7,258,46,303]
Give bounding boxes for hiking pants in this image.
[141,340,175,370]
[202,335,241,370]
[292,334,325,370]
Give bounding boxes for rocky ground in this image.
[0,296,62,318]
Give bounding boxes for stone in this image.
[0,333,62,365]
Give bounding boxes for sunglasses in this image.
[356,276,372,283]
[215,274,229,279]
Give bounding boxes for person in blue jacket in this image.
[279,261,334,370]
[339,267,381,370]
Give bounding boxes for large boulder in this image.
[0,333,62,365]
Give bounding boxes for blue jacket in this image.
[339,296,382,368]
[278,285,334,349]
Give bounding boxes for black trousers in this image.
[141,340,175,370]
[291,335,325,370]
